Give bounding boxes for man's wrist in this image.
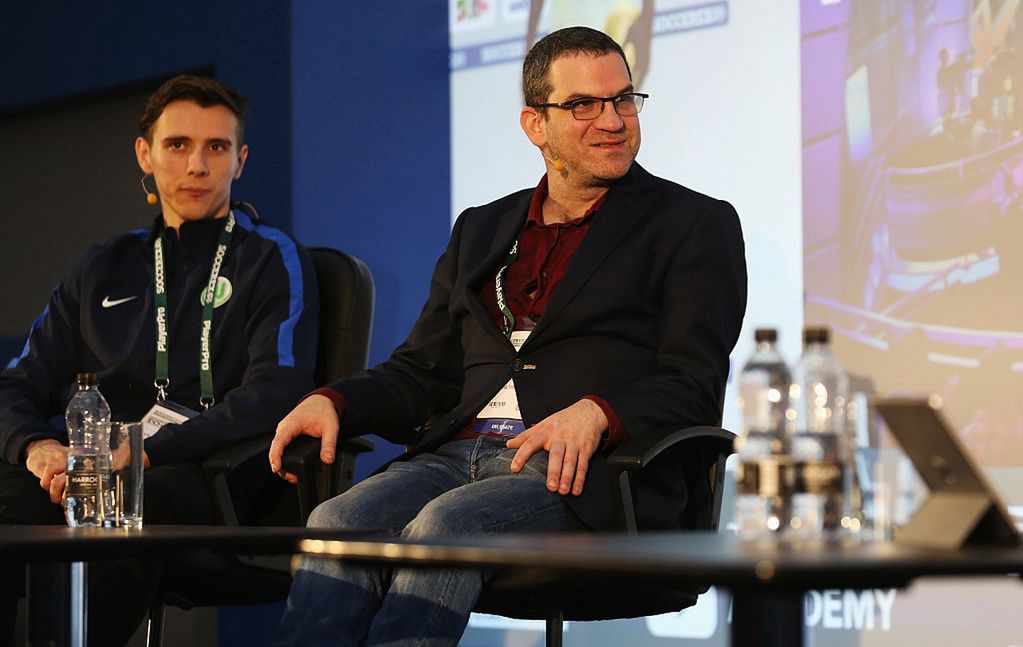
[22,437,64,467]
[304,387,347,422]
[26,438,61,456]
[581,395,627,449]
[579,398,608,439]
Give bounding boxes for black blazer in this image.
[334,163,747,531]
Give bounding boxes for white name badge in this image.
[141,400,199,439]
[477,330,531,421]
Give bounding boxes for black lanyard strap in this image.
[494,239,519,339]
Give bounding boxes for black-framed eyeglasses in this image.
[532,92,649,120]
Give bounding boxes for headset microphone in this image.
[543,156,566,172]
[141,175,158,205]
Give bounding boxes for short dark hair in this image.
[522,26,632,109]
[138,75,248,142]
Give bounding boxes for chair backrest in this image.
[303,247,376,506]
[148,247,377,645]
[309,247,375,385]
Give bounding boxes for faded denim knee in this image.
[402,495,482,540]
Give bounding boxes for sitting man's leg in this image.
[0,455,221,647]
[279,439,477,646]
[366,436,581,646]
[278,436,582,647]
[0,461,65,647]
[88,461,217,646]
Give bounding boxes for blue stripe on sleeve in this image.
[6,304,50,370]
[233,211,303,367]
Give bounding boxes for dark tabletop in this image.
[4,526,1022,592]
[0,524,360,563]
[300,531,1023,591]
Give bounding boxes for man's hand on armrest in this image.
[268,394,341,484]
[25,438,69,492]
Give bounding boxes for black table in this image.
[0,524,339,562]
[0,525,358,647]
[298,531,1023,646]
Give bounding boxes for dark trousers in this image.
[0,460,216,646]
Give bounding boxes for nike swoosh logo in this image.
[101,296,138,308]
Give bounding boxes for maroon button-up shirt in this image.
[312,175,628,448]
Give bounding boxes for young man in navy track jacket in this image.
[0,75,319,646]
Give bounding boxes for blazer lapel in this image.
[524,164,659,345]
[464,191,532,337]
[466,194,531,287]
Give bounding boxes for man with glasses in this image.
[272,26,746,646]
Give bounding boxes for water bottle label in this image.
[793,460,845,494]
[738,458,798,496]
[66,467,99,496]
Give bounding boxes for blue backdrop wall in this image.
[2,2,449,641]
[290,2,451,474]
[291,5,451,465]
[1,2,294,231]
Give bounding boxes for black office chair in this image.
[296,417,733,647]
[473,425,735,647]
[146,247,377,645]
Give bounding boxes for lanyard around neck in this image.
[152,212,236,410]
[494,238,520,339]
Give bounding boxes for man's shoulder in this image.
[632,165,725,210]
[461,186,534,219]
[104,227,150,246]
[233,209,297,243]
[78,228,149,264]
[231,209,310,262]
[624,167,741,246]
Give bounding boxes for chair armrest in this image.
[607,426,734,472]
[281,435,375,475]
[202,434,276,476]
[283,435,375,524]
[201,434,376,526]
[200,434,275,526]
[607,426,735,533]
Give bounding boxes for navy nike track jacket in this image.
[0,210,318,467]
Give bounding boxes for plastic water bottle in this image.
[735,329,792,540]
[788,326,853,539]
[64,373,112,527]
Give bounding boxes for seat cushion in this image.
[474,567,704,620]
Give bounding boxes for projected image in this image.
[450,1,807,644]
[803,0,1023,469]
[525,1,655,89]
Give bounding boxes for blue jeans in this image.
[277,435,583,647]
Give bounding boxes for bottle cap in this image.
[802,326,830,345]
[74,372,98,386]
[753,328,777,343]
